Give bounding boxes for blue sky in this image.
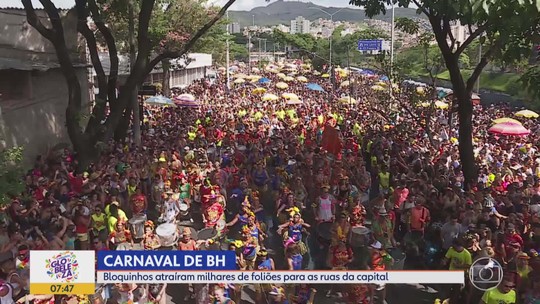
[2,0,358,10]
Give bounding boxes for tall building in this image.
[290,16,311,34]
[230,22,241,34]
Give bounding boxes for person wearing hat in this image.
[268,286,287,304]
[108,220,133,250]
[160,189,180,224]
[178,227,198,251]
[369,240,393,303]
[371,206,396,249]
[314,183,336,223]
[142,221,161,250]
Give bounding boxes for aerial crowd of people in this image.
[0,60,539,304]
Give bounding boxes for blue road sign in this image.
[357,40,383,51]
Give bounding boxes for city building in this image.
[230,22,241,34]
[450,21,470,46]
[290,16,311,34]
[0,7,89,161]
[98,52,213,89]
[273,24,290,33]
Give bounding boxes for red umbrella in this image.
[488,122,530,136]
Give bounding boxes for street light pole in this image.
[226,11,230,91]
[389,2,395,99]
[309,7,346,76]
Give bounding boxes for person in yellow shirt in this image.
[480,276,516,304]
[442,238,472,270]
[441,238,472,303]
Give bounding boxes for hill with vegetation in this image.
[229,0,423,26]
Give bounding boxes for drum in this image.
[116,243,131,251]
[215,219,226,233]
[317,222,333,241]
[198,227,217,240]
[179,203,189,217]
[128,214,147,239]
[388,247,406,270]
[156,223,178,247]
[349,226,371,247]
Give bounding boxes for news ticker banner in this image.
[30,250,96,295]
[30,250,464,292]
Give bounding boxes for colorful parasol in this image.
[515,110,539,118]
[488,122,530,136]
[276,82,289,89]
[262,93,279,101]
[492,117,522,125]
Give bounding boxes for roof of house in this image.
[0,57,88,71]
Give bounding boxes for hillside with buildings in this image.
[228,0,423,26]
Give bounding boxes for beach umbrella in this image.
[175,100,201,107]
[306,83,325,92]
[234,73,248,79]
[286,99,303,105]
[515,110,539,118]
[340,81,350,87]
[296,76,308,82]
[313,71,321,75]
[339,96,356,104]
[144,95,175,107]
[371,85,385,91]
[251,67,260,73]
[175,93,195,102]
[249,75,261,82]
[282,93,299,100]
[489,122,530,136]
[234,78,245,84]
[321,73,330,78]
[258,77,271,84]
[492,117,522,125]
[252,87,267,94]
[276,82,289,89]
[228,66,239,72]
[416,86,426,94]
[283,76,295,82]
[262,93,279,101]
[435,100,449,110]
[420,102,431,108]
[277,73,286,79]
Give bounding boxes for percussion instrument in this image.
[179,202,189,217]
[156,223,178,247]
[197,227,217,240]
[317,222,333,241]
[388,247,406,270]
[349,226,371,247]
[116,243,132,251]
[215,219,226,232]
[128,214,147,239]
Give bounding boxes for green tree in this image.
[351,0,540,188]
[22,0,237,170]
[0,147,25,207]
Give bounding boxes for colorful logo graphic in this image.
[45,251,79,283]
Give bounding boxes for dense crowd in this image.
[0,61,540,304]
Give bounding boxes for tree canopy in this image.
[349,0,540,188]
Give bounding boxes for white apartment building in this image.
[290,16,311,34]
[450,21,470,46]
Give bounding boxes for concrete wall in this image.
[0,68,88,163]
[0,8,79,62]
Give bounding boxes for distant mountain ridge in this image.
[229,0,423,27]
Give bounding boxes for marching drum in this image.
[156,223,178,247]
[179,202,189,217]
[349,226,371,247]
[116,243,132,251]
[128,214,147,239]
[197,227,217,241]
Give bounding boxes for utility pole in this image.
[309,7,345,88]
[389,2,395,99]
[248,32,251,71]
[476,42,482,93]
[226,11,230,91]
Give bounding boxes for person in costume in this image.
[142,221,161,250]
[268,286,288,304]
[241,235,258,270]
[369,241,393,303]
[291,284,316,304]
[108,220,133,250]
[286,243,303,270]
[205,197,225,229]
[277,208,310,256]
[331,211,351,247]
